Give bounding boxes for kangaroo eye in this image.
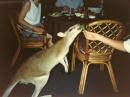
[68,28,73,32]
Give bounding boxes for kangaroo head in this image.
[57,24,82,38]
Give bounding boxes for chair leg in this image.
[42,36,47,49]
[106,62,118,92]
[10,45,21,67]
[100,64,104,71]
[78,61,90,95]
[71,47,76,72]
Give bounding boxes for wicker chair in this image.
[9,11,47,67]
[71,20,125,95]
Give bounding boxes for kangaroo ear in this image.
[57,32,66,37]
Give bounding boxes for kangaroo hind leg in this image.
[32,74,50,97]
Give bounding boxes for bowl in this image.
[88,7,102,14]
[75,13,82,17]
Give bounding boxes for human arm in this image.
[83,31,127,52]
[79,0,84,7]
[55,0,70,12]
[18,1,44,34]
[55,0,62,7]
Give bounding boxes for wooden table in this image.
[44,14,104,42]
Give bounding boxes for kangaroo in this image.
[2,24,83,97]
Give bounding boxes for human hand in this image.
[32,27,46,34]
[83,30,100,41]
[39,24,46,29]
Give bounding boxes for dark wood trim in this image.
[0,0,22,4]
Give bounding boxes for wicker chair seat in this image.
[71,20,126,95]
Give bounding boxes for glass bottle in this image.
[100,0,104,16]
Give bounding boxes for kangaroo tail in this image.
[2,80,19,97]
[39,95,52,97]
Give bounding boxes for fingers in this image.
[36,27,46,33]
[83,30,91,36]
[83,30,93,34]
[83,30,87,34]
[83,31,98,41]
